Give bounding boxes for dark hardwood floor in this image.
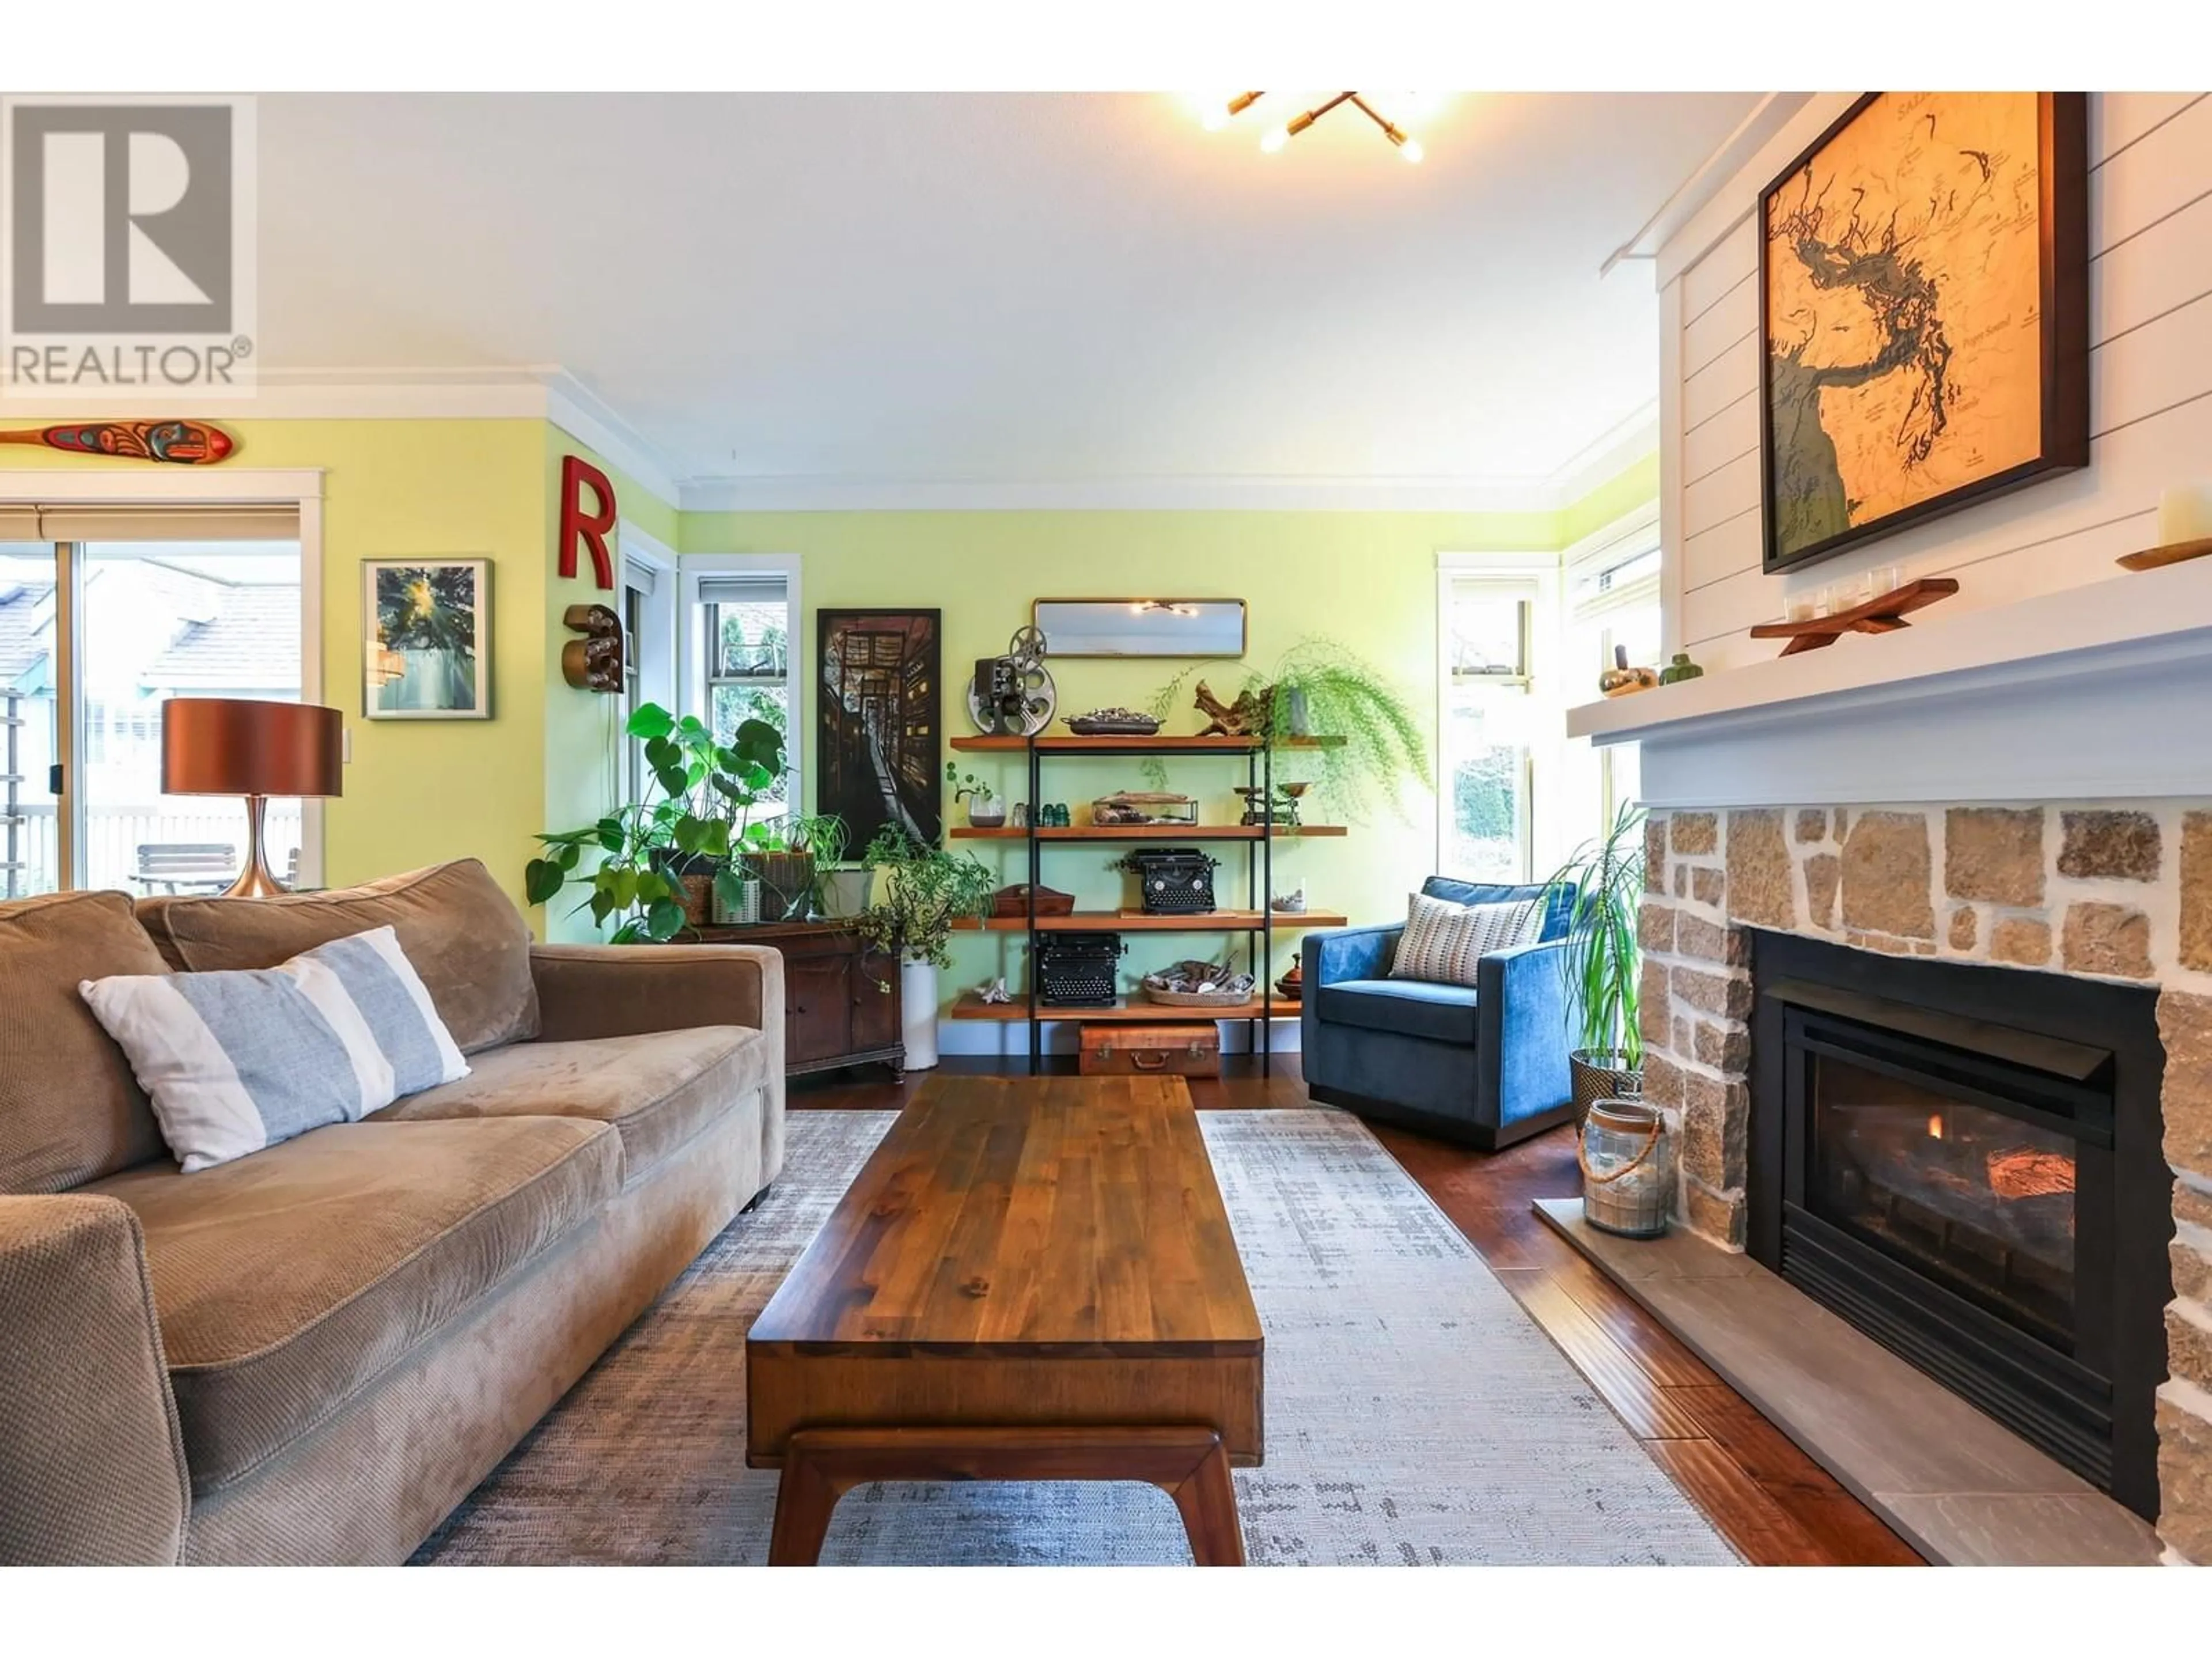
[789,1054,1923,1566]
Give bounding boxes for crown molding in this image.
[0,363,1655,521]
[540,369,682,507]
[668,471,1582,515]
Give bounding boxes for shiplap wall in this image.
[1660,92,2212,673]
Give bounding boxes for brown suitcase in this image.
[1079,1023,1222,1077]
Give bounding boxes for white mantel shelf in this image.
[1569,559,2212,809]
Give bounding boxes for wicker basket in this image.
[1571,1048,1641,1117]
[1141,985,1252,1008]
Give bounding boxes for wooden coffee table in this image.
[746,1073,1264,1565]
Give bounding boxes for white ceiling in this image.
[254,92,1759,503]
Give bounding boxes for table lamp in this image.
[161,698,344,897]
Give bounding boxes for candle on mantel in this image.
[2157,483,2212,548]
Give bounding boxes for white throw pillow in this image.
[1388,892,1544,988]
[80,925,469,1172]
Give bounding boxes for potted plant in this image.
[946,762,1006,828]
[1143,636,1428,823]
[851,825,997,1070]
[741,811,848,922]
[526,703,784,942]
[1546,801,1647,1113]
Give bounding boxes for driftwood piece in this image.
[1192,680,1273,737]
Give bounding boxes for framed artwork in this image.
[363,559,491,719]
[817,609,941,850]
[1759,92,2088,574]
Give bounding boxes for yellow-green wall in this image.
[539,427,682,939]
[0,416,686,929]
[3,418,1652,990]
[677,508,1567,1001]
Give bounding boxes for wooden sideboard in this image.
[688,920,903,1078]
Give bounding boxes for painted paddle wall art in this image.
[817,609,942,849]
[1759,92,2088,573]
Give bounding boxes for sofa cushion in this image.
[135,859,538,1054]
[84,1116,618,1494]
[1315,977,1480,1046]
[0,890,173,1194]
[373,1026,768,1189]
[81,926,471,1172]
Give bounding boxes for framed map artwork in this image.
[1759,92,2089,574]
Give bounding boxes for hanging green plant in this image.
[1142,636,1428,823]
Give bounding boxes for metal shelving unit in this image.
[945,732,1345,1075]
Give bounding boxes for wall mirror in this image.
[1031,598,1247,658]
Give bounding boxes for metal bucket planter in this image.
[1570,1047,1641,1118]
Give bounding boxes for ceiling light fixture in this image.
[1209,90,1425,162]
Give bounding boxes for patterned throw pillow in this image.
[79,926,469,1172]
[1388,892,1544,988]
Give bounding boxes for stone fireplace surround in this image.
[1637,800,2209,1559]
[1566,558,2212,1563]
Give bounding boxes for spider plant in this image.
[1546,801,1647,1077]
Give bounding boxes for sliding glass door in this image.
[0,525,303,897]
[0,544,60,898]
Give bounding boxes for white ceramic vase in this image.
[900,957,941,1070]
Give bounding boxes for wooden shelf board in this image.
[946,994,1295,1022]
[948,733,1346,753]
[949,824,1347,840]
[952,910,1346,933]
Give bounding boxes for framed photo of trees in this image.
[363,559,492,719]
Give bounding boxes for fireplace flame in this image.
[1927,1113,1945,1140]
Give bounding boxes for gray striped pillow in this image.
[1388,892,1543,988]
[79,925,468,1172]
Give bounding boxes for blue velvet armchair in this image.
[1301,877,1581,1150]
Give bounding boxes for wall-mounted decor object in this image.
[1760,92,2088,574]
[819,608,941,848]
[1032,598,1247,658]
[1748,575,1958,657]
[964,623,1056,736]
[2118,484,2212,571]
[561,602,624,691]
[363,559,491,719]
[0,419,235,464]
[558,454,617,589]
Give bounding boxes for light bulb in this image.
[1401,137,1425,164]
[1260,126,1290,154]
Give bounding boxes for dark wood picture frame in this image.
[816,608,942,851]
[1758,92,2089,575]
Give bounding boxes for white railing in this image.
[5,804,304,898]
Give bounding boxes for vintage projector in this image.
[965,624,1057,737]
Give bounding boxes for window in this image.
[683,559,799,830]
[1564,510,1662,833]
[0,503,306,896]
[1440,570,1544,882]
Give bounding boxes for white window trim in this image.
[0,468,327,887]
[1436,550,1564,881]
[678,551,803,802]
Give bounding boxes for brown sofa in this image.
[0,859,784,1565]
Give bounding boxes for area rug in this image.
[414,1108,1737,1565]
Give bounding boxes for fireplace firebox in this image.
[1749,932,2172,1520]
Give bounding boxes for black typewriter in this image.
[1119,847,1220,915]
[1036,931,1124,1006]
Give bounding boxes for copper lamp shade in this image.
[161,699,344,897]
